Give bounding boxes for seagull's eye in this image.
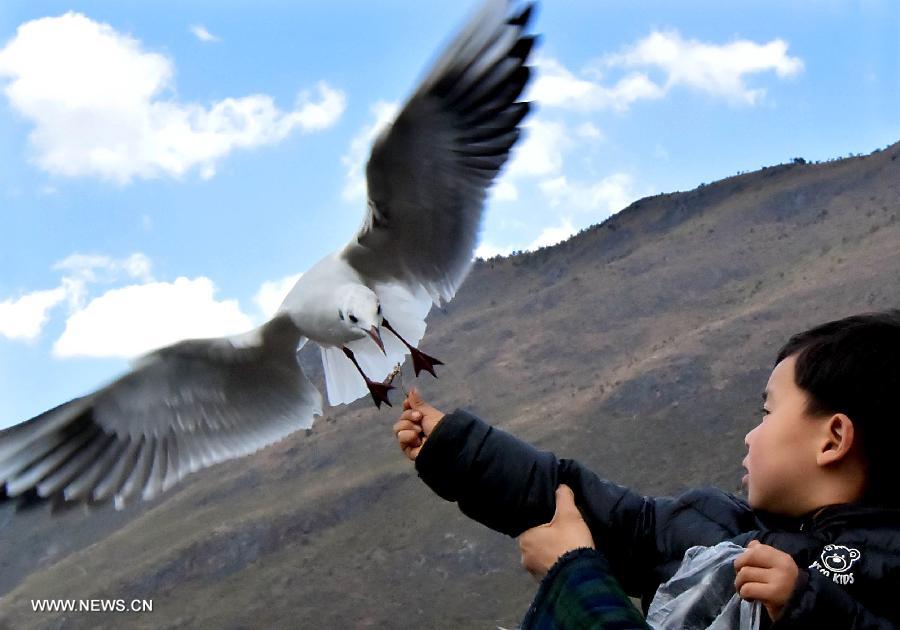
[377,305,382,314]
[349,315,359,324]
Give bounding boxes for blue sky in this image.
[1,1,898,428]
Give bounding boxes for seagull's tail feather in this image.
[321,346,368,407]
[0,314,322,512]
[320,282,432,407]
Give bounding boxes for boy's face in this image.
[743,354,825,516]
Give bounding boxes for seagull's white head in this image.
[337,285,385,352]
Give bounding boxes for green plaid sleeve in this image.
[521,548,651,630]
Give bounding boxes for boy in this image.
[393,311,900,628]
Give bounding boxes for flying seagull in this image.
[0,0,536,510]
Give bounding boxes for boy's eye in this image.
[760,407,770,416]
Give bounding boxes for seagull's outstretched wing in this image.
[0,315,321,509]
[342,0,536,304]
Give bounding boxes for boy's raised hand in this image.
[734,540,800,621]
[393,388,445,461]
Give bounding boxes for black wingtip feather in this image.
[454,128,520,158]
[461,66,531,121]
[13,488,47,512]
[462,153,509,172]
[510,35,537,61]
[507,3,537,28]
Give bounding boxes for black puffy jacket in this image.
[415,410,900,629]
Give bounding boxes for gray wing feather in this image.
[0,315,323,509]
[54,434,121,501]
[35,433,107,498]
[91,438,141,502]
[342,0,536,304]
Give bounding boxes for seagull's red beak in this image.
[368,326,386,354]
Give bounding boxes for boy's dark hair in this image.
[776,309,900,507]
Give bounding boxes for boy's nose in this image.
[744,424,757,446]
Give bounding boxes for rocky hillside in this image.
[1,143,899,628]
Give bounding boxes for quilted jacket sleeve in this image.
[415,409,673,596]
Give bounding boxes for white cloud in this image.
[190,25,220,43]
[527,57,596,105]
[528,219,577,250]
[53,252,153,284]
[530,31,802,112]
[342,100,399,202]
[539,172,640,219]
[477,172,643,260]
[475,218,577,260]
[53,277,254,359]
[576,122,604,141]
[1,252,263,356]
[477,110,639,260]
[52,252,153,310]
[529,56,665,112]
[0,287,67,341]
[506,118,571,178]
[0,252,157,342]
[0,13,346,183]
[254,273,302,319]
[602,30,803,105]
[475,241,514,260]
[286,84,346,131]
[491,180,518,202]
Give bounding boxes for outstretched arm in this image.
[393,390,670,598]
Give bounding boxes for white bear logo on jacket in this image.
[809,544,862,586]
[821,545,862,573]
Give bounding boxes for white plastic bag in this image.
[646,541,762,630]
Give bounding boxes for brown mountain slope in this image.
[1,144,899,628]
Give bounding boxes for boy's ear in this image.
[816,413,856,466]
